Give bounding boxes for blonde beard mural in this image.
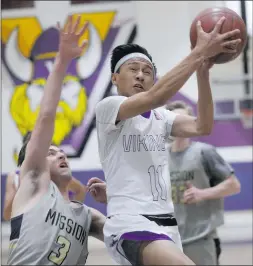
[2,10,136,161]
[10,76,87,146]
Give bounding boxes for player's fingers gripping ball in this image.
[190,7,247,64]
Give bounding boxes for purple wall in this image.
[170,93,253,148]
[1,162,252,219]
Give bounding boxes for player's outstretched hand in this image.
[87,177,107,204]
[57,15,89,63]
[195,16,241,58]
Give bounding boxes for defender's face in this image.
[47,145,72,181]
[112,58,155,97]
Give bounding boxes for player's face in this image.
[112,58,154,97]
[47,145,72,182]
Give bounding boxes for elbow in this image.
[233,179,241,194]
[197,121,214,136]
[229,176,241,195]
[197,126,212,136]
[196,119,214,136]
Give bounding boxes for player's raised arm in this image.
[169,58,214,138]
[21,16,88,174]
[101,17,240,123]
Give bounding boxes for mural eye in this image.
[61,81,81,109]
[27,83,44,111]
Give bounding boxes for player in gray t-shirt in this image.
[166,100,241,265]
[7,16,106,265]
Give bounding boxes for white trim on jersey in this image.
[114,52,153,73]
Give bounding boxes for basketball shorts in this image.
[104,213,183,265]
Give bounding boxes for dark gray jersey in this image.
[8,181,91,265]
[168,142,233,244]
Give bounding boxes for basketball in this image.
[190,7,247,64]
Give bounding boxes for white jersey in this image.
[96,96,177,216]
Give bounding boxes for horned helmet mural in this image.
[1,12,136,161]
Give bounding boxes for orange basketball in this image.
[190,7,247,64]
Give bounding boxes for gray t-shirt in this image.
[168,142,233,244]
[8,181,91,265]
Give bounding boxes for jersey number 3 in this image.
[48,235,71,265]
[148,165,167,201]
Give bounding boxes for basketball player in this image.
[3,167,87,221]
[3,134,87,221]
[166,100,241,265]
[95,17,241,265]
[7,16,106,265]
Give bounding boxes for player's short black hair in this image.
[110,44,157,74]
[166,100,194,116]
[18,132,32,167]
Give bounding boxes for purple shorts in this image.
[117,214,177,265]
[121,231,172,242]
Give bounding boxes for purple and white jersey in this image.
[96,96,177,216]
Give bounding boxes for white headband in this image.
[114,52,153,73]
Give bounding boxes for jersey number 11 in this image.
[148,165,167,201]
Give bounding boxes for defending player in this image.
[95,17,241,265]
[166,100,241,265]
[3,169,87,221]
[7,16,105,265]
[3,134,87,221]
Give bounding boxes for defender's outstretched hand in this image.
[57,15,89,63]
